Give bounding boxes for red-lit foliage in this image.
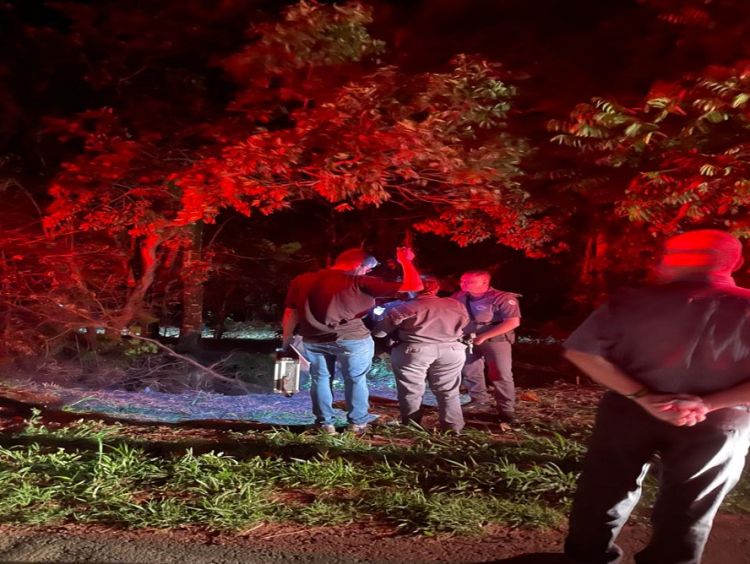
[178,55,551,251]
[8,0,750,360]
[36,1,547,349]
[550,64,750,237]
[541,0,750,300]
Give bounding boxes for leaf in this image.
[279,242,302,254]
[732,93,750,108]
[704,110,728,123]
[646,97,671,109]
[624,122,642,137]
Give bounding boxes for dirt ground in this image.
[1,515,749,563]
[1,343,749,563]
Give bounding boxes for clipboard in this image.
[289,342,311,371]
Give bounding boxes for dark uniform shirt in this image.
[285,269,402,342]
[372,295,470,344]
[451,288,522,341]
[564,276,750,395]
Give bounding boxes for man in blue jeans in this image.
[282,247,422,434]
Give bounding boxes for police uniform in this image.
[373,295,469,432]
[451,288,521,417]
[564,276,750,563]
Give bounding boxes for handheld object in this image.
[274,349,301,396]
[464,332,477,354]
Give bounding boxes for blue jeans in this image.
[303,337,374,426]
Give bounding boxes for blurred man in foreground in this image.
[563,230,750,563]
[373,276,469,433]
[282,247,422,434]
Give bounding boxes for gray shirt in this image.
[285,269,402,342]
[564,276,750,395]
[372,295,470,344]
[451,288,521,339]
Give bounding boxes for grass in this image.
[2,408,748,536]
[0,410,583,535]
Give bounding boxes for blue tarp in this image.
[50,364,462,425]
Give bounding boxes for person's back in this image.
[289,269,398,342]
[387,295,469,344]
[373,276,467,432]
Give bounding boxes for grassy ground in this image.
[1,384,749,537]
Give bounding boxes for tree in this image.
[551,65,750,235]
[542,0,750,300]
[39,1,389,349]
[182,54,550,252]
[39,0,547,356]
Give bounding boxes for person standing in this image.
[563,230,750,563]
[282,247,422,434]
[452,270,521,424]
[373,276,469,433]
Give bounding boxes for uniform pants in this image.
[390,342,466,432]
[565,392,750,564]
[462,340,514,413]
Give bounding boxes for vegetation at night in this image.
[0,408,584,534]
[3,0,750,362]
[3,408,750,535]
[3,0,750,557]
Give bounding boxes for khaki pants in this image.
[391,342,466,432]
[462,340,514,413]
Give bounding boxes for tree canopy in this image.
[3,0,750,356]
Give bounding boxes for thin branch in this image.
[125,332,249,390]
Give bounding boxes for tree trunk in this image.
[178,223,205,352]
[579,232,608,285]
[212,285,235,341]
[0,251,9,357]
[577,229,609,304]
[580,235,595,286]
[116,233,161,332]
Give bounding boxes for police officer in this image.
[452,270,521,424]
[564,230,750,563]
[373,276,468,432]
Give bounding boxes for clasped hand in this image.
[636,393,709,426]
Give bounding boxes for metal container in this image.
[273,356,301,396]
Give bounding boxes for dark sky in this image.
[2,0,690,110]
[0,0,691,180]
